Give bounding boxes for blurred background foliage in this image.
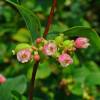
[0,0,100,100]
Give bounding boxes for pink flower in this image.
[0,74,6,84]
[75,37,90,48]
[42,42,57,56]
[58,53,73,67]
[17,49,31,63]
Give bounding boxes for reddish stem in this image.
[29,60,40,100]
[28,0,57,100]
[43,0,57,38]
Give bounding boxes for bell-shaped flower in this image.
[75,37,90,48]
[58,53,73,67]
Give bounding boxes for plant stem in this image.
[43,0,57,38]
[28,0,56,99]
[29,60,40,100]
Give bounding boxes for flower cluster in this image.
[14,34,90,67]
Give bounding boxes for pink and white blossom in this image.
[17,49,31,63]
[58,53,73,67]
[0,74,6,84]
[42,42,57,56]
[75,37,90,48]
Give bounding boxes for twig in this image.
[43,0,57,38]
[29,60,40,100]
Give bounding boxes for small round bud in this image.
[75,37,90,48]
[33,54,40,61]
[0,74,6,84]
[36,37,43,44]
[32,45,37,51]
[12,50,15,55]
[63,40,74,48]
[60,78,67,87]
[55,34,64,45]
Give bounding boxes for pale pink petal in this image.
[58,53,73,67]
[75,37,90,48]
[0,74,6,84]
[17,49,31,63]
[42,42,57,56]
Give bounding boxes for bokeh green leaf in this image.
[0,75,27,100]
[6,0,41,42]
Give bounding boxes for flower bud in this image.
[33,54,40,61]
[32,45,37,51]
[17,49,31,63]
[63,40,74,48]
[12,50,15,55]
[0,74,6,84]
[58,53,73,67]
[36,37,43,44]
[55,34,64,45]
[75,37,90,48]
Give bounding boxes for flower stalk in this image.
[29,60,40,100]
[29,0,57,100]
[43,0,57,38]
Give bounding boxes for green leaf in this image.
[63,26,100,51]
[36,62,52,79]
[49,23,68,33]
[12,91,27,100]
[0,75,27,100]
[6,0,41,41]
[68,83,83,95]
[27,62,52,80]
[86,72,100,86]
[84,61,100,72]
[12,28,31,43]
[73,66,90,83]
[15,43,31,53]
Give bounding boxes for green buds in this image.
[63,40,74,48]
[55,34,64,45]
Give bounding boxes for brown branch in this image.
[43,0,57,38]
[29,60,40,100]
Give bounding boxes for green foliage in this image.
[12,28,31,43]
[6,0,41,42]
[27,62,52,80]
[0,75,27,100]
[15,43,31,53]
[0,0,100,100]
